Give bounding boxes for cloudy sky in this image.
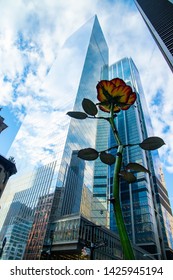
[0,0,173,207]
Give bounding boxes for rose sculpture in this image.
[67,78,165,260]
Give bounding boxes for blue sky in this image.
[0,106,22,154]
[0,0,173,208]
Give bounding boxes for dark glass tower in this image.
[108,57,173,259]
[135,0,173,72]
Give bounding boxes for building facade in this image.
[108,57,173,259]
[0,161,59,259]
[0,155,17,198]
[135,0,173,72]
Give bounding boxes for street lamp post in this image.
[41,230,54,260]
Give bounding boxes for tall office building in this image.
[134,0,173,72]
[0,15,109,259]
[108,57,173,259]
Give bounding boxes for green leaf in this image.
[82,98,98,116]
[100,152,115,165]
[78,148,99,161]
[126,162,150,174]
[67,111,88,119]
[139,136,165,150]
[120,171,136,183]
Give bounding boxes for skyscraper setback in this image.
[135,0,173,72]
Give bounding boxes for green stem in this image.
[109,104,135,260]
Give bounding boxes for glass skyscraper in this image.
[0,15,109,259]
[135,0,173,72]
[108,57,173,259]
